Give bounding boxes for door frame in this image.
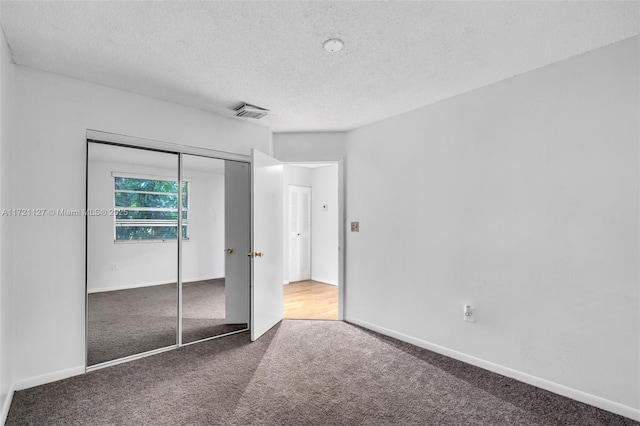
[282,160,345,321]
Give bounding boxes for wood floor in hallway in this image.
[283,280,338,320]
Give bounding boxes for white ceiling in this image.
[1,1,638,133]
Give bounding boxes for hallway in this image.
[283,280,338,320]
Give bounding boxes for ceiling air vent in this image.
[234,103,269,120]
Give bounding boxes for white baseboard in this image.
[13,365,85,391]
[344,317,640,422]
[0,384,15,426]
[311,276,338,286]
[88,276,222,294]
[283,280,290,285]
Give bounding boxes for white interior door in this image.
[251,149,284,341]
[289,185,311,282]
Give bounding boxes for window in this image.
[113,174,189,241]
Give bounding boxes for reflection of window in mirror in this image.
[113,173,190,242]
[87,142,179,367]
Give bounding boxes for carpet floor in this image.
[88,279,247,365]
[181,279,247,344]
[7,320,637,425]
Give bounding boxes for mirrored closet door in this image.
[86,142,250,368]
[180,156,250,344]
[87,143,179,366]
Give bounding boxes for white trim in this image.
[177,152,184,346]
[337,159,345,321]
[311,276,338,286]
[14,366,84,392]
[0,384,15,425]
[87,345,176,372]
[344,317,640,422]
[88,276,222,294]
[283,280,290,285]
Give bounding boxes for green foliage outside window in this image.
[114,176,189,241]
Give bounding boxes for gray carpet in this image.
[88,279,247,365]
[182,279,247,344]
[7,320,637,425]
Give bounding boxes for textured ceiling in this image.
[1,1,638,133]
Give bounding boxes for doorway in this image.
[282,163,340,320]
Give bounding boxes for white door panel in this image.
[288,185,311,282]
[251,150,284,341]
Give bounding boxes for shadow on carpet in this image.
[8,321,638,426]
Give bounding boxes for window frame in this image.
[112,171,191,243]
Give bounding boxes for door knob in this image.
[226,248,233,254]
[255,251,264,257]
[247,252,254,257]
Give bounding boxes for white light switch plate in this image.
[464,305,475,323]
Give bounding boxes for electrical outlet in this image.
[351,221,359,232]
[464,305,475,323]
[111,263,118,271]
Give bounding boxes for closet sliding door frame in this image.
[85,129,251,372]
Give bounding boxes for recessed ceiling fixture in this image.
[234,103,269,119]
[323,38,344,53]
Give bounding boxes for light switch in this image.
[351,222,359,232]
[464,305,475,323]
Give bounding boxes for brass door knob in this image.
[226,248,233,254]
[255,251,264,258]
[247,252,254,257]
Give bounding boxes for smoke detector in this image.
[234,103,269,119]
[324,39,344,53]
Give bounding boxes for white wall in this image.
[282,165,311,283]
[10,66,270,387]
[181,167,225,284]
[311,165,339,285]
[274,132,346,162]
[87,159,225,292]
[0,21,16,422]
[344,36,639,417]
